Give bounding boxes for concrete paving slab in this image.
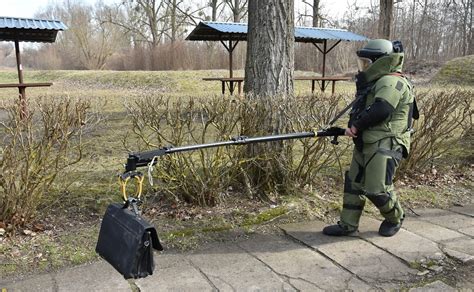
[1,274,55,292]
[281,220,418,286]
[442,247,474,264]
[54,260,131,292]
[401,216,474,264]
[414,209,474,236]
[135,252,213,292]
[185,241,292,291]
[237,233,373,291]
[442,237,474,262]
[409,280,456,292]
[402,217,466,242]
[458,226,474,237]
[358,217,445,263]
[450,204,474,217]
[456,277,474,290]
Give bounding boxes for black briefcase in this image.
[96,202,163,279]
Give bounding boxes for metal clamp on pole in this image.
[314,127,346,145]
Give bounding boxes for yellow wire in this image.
[119,173,144,201]
[119,176,130,201]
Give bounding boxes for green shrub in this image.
[0,97,92,229]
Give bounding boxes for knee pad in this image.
[344,171,362,195]
[365,192,391,208]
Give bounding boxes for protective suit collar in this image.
[356,53,405,85]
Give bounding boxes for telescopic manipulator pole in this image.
[124,127,346,173]
[118,127,346,202]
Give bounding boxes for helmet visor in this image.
[357,57,372,71]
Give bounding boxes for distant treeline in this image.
[0,0,471,73]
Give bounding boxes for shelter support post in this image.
[229,39,233,78]
[14,40,27,118]
[322,40,327,78]
[312,40,342,92]
[322,40,327,90]
[220,39,240,94]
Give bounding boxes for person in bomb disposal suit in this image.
[323,39,418,237]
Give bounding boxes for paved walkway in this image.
[2,206,473,291]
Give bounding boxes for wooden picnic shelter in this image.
[0,16,67,116]
[186,21,369,95]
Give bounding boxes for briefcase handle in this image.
[119,171,145,202]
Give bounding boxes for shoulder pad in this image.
[375,75,408,92]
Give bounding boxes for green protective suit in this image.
[340,53,415,231]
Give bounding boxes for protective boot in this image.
[378,215,404,237]
[323,222,358,236]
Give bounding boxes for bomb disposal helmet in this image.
[356,39,394,71]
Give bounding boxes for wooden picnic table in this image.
[294,76,352,94]
[203,77,244,95]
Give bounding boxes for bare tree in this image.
[100,0,167,69]
[459,0,474,55]
[302,0,321,27]
[469,0,474,54]
[224,0,248,22]
[0,43,13,65]
[208,0,226,21]
[379,0,394,39]
[36,0,125,69]
[163,0,207,41]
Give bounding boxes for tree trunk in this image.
[415,0,428,59]
[233,0,241,22]
[469,0,474,55]
[410,0,416,60]
[170,0,177,43]
[242,0,294,198]
[312,0,320,27]
[244,0,294,96]
[210,0,218,21]
[378,0,394,39]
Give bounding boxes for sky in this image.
[2,0,55,18]
[0,0,113,18]
[1,0,373,19]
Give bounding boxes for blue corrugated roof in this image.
[0,16,67,31]
[186,21,368,42]
[0,16,67,43]
[204,22,247,34]
[295,26,368,42]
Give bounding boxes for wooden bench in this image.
[203,76,352,95]
[0,83,53,117]
[294,76,351,94]
[0,82,53,89]
[203,77,244,95]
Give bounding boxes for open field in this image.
[0,69,472,280]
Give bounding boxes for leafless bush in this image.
[285,95,352,186]
[236,94,352,198]
[0,97,92,229]
[125,95,243,205]
[401,88,473,172]
[126,93,352,206]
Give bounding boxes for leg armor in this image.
[363,138,404,224]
